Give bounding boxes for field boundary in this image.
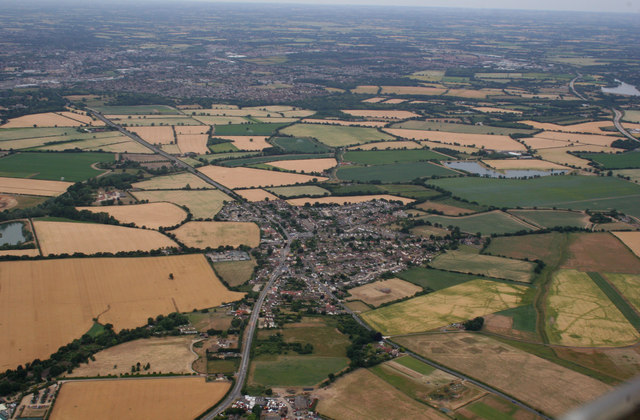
[589,272,640,331]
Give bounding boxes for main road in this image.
[612,108,640,144]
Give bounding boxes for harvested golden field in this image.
[287,195,414,206]
[341,110,420,120]
[395,333,611,417]
[174,125,209,135]
[563,233,640,273]
[161,144,181,154]
[0,248,40,257]
[197,108,271,117]
[253,117,300,123]
[214,135,271,151]
[446,88,504,99]
[281,123,394,147]
[58,111,105,126]
[68,337,196,377]
[385,128,526,151]
[76,202,187,229]
[482,159,569,170]
[380,86,447,96]
[281,109,316,118]
[520,120,613,134]
[234,188,279,202]
[534,131,622,147]
[177,134,209,154]
[0,177,72,196]
[612,231,640,257]
[302,118,387,127]
[0,254,244,370]
[50,378,230,420]
[128,126,175,144]
[0,194,17,210]
[1,112,86,128]
[351,85,380,94]
[132,172,213,190]
[419,140,479,153]
[347,278,422,307]
[39,136,151,154]
[315,369,447,420]
[361,96,386,103]
[415,201,474,215]
[472,106,522,114]
[170,221,260,249]
[33,221,177,255]
[198,165,326,189]
[349,140,423,150]
[383,98,407,104]
[361,280,528,335]
[131,189,231,219]
[522,137,576,150]
[537,145,620,169]
[267,158,337,173]
[192,115,248,125]
[546,269,639,347]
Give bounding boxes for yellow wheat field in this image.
[520,120,613,134]
[33,221,178,255]
[385,128,526,151]
[76,202,187,229]
[132,172,213,190]
[267,158,338,173]
[534,131,621,147]
[341,110,420,120]
[347,278,422,307]
[177,134,209,154]
[612,232,640,258]
[383,98,407,104]
[537,145,620,168]
[349,140,423,150]
[0,248,40,257]
[1,112,86,128]
[361,97,386,103]
[0,254,244,370]
[472,106,522,114]
[170,221,260,249]
[213,135,271,151]
[302,118,387,128]
[129,126,175,144]
[0,177,73,196]
[446,88,504,99]
[234,188,280,202]
[130,189,231,219]
[198,165,326,189]
[58,112,105,126]
[380,86,447,96]
[197,108,272,117]
[192,115,249,125]
[418,141,479,153]
[287,195,414,206]
[174,125,210,135]
[50,378,231,420]
[482,159,569,170]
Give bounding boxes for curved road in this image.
[569,73,587,101]
[612,108,639,144]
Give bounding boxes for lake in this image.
[602,80,640,97]
[0,222,28,247]
[444,161,568,178]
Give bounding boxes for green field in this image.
[0,128,123,151]
[393,355,435,375]
[579,151,640,169]
[588,272,640,330]
[397,267,479,291]
[622,110,640,123]
[466,401,517,420]
[208,142,238,153]
[337,161,456,183]
[484,232,568,266]
[271,136,332,153]
[119,117,201,126]
[422,211,533,235]
[430,251,536,283]
[213,259,256,287]
[251,356,348,387]
[280,124,394,147]
[207,358,240,375]
[324,183,440,199]
[495,305,537,332]
[266,185,331,197]
[220,153,333,167]
[606,274,640,313]
[342,149,448,165]
[391,120,537,136]
[429,175,640,217]
[0,152,114,181]
[509,210,588,229]
[95,105,179,114]
[213,123,288,136]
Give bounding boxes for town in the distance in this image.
[0,2,639,420]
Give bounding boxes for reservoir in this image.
[0,222,28,247]
[602,80,640,96]
[444,161,568,178]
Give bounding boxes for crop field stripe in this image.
[588,272,640,330]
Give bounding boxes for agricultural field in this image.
[342,149,448,165]
[212,122,287,136]
[563,233,640,273]
[0,248,41,257]
[218,153,333,168]
[348,140,423,150]
[612,231,640,257]
[213,135,271,151]
[392,120,536,136]
[95,105,179,115]
[1,112,100,128]
[280,123,394,147]
[482,159,569,170]
[606,274,640,312]
[509,209,590,229]
[415,200,474,216]
[0,152,114,181]
[361,279,529,335]
[422,210,535,236]
[0,128,123,151]
[396,267,480,291]
[430,250,536,282]
[128,126,175,144]
[380,85,448,96]
[192,115,249,125]
[198,165,326,189]
[347,278,422,307]
[130,189,232,219]
[530,131,621,147]
[170,221,260,249]
[76,202,187,229]
[395,333,611,417]
[287,194,413,206]
[578,151,640,169]
[176,134,209,154]
[384,128,526,151]
[33,221,178,255]
[341,109,420,120]
[0,254,244,370]
[337,161,456,183]
[484,232,568,266]
[0,176,72,196]
[49,378,230,420]
[622,110,640,123]
[67,336,196,377]
[545,269,640,346]
[303,118,387,128]
[266,185,330,197]
[271,136,331,153]
[131,172,213,190]
[234,188,279,202]
[315,368,447,420]
[536,145,621,169]
[428,176,640,218]
[266,157,338,173]
[213,258,257,287]
[35,135,150,154]
[409,224,450,238]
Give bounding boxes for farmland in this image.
[95,105,179,115]
[395,333,611,417]
[130,189,232,219]
[214,135,272,151]
[337,161,456,182]
[280,123,394,147]
[415,200,474,216]
[198,165,326,189]
[509,209,589,228]
[483,159,569,170]
[397,267,481,291]
[49,378,230,420]
[392,120,536,136]
[430,251,536,282]
[271,136,331,153]
[170,221,260,249]
[384,128,526,151]
[131,172,213,190]
[347,278,422,307]
[349,140,423,150]
[361,279,529,335]
[128,126,175,144]
[234,188,279,202]
[266,157,338,173]
[342,149,448,165]
[484,232,568,266]
[1,112,100,128]
[0,255,244,370]
[341,109,420,120]
[606,274,640,312]
[76,202,187,229]
[0,152,114,181]
[176,134,209,154]
[266,185,330,197]
[545,269,640,346]
[212,122,287,136]
[579,151,640,169]
[0,176,72,196]
[422,210,534,235]
[563,233,640,273]
[612,231,640,257]
[213,258,257,287]
[287,194,413,206]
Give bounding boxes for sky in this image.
[194,0,640,13]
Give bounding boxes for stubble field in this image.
[347,278,422,307]
[0,177,72,196]
[198,165,326,189]
[76,202,187,229]
[170,221,260,249]
[130,189,232,219]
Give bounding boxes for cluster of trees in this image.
[253,333,313,356]
[463,317,484,331]
[336,316,387,368]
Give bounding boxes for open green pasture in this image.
[0,152,114,181]
[337,161,456,183]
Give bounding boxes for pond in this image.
[443,161,568,178]
[0,222,28,247]
[602,80,640,97]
